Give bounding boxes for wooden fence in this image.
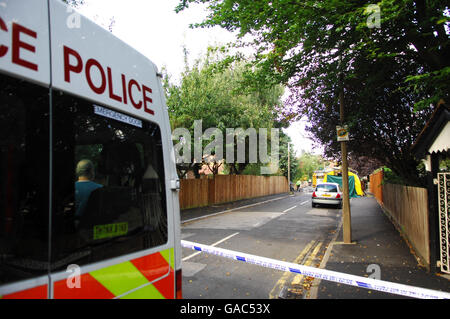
[178,178,210,210]
[179,175,288,210]
[382,183,430,267]
[369,169,383,204]
[369,169,430,267]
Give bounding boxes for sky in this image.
[76,0,321,156]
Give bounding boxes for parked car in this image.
[312,182,343,209]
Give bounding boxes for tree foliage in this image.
[294,153,326,182]
[176,0,449,107]
[176,0,449,185]
[164,48,284,177]
[277,133,298,180]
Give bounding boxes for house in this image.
[411,100,450,273]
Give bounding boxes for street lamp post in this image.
[288,142,291,193]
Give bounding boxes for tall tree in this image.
[176,0,449,107]
[176,0,449,185]
[164,48,284,177]
[288,51,434,186]
[295,152,326,181]
[277,132,298,180]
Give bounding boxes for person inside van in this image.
[74,159,103,220]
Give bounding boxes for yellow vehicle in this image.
[323,168,364,197]
[312,170,329,188]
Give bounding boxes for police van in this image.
[0,0,182,299]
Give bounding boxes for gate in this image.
[438,172,450,274]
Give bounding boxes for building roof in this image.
[411,100,450,159]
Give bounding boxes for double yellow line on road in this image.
[292,242,322,285]
[269,240,322,299]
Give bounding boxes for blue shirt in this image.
[75,181,103,218]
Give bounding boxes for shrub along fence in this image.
[369,170,430,268]
[179,175,288,210]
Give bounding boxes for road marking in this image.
[291,242,323,286]
[182,240,450,299]
[308,218,343,299]
[182,232,239,262]
[269,240,316,299]
[299,200,309,206]
[282,205,297,213]
[182,195,290,224]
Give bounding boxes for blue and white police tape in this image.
[181,240,450,299]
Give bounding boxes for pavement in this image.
[180,191,450,299]
[311,195,450,299]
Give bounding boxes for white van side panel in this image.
[49,0,164,125]
[153,76,182,271]
[0,0,181,298]
[0,0,50,86]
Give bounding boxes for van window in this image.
[316,184,338,192]
[0,73,50,285]
[50,91,168,271]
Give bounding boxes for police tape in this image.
[181,240,450,299]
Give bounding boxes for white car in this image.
[312,182,343,209]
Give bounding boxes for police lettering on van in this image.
[0,0,181,299]
[63,46,155,115]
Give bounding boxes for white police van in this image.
[0,0,182,299]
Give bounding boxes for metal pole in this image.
[288,142,291,192]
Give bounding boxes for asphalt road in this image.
[180,191,342,299]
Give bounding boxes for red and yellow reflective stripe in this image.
[1,284,47,299]
[1,249,175,299]
[54,248,174,299]
[53,273,115,299]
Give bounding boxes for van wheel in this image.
[312,203,316,208]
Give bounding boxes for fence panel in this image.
[382,183,430,267]
[179,175,288,210]
[179,178,210,209]
[369,170,383,204]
